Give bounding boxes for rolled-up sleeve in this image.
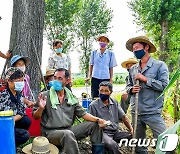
[74,103,87,118]
[146,62,169,91]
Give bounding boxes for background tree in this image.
[44,0,81,52]
[9,0,45,98]
[128,0,180,72]
[74,0,113,75]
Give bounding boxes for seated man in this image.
[89,81,133,154]
[0,67,31,146]
[33,68,107,154]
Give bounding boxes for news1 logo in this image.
[159,134,179,152]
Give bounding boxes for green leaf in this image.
[156,68,180,100]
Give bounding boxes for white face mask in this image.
[17,66,26,73]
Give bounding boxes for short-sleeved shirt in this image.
[40,91,86,133]
[90,49,117,79]
[0,87,25,116]
[47,53,71,70]
[89,98,125,132]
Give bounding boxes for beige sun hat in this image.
[97,35,110,43]
[126,36,156,53]
[121,58,138,68]
[22,136,59,154]
[44,69,55,80]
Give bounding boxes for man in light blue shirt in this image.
[126,36,169,153]
[86,35,117,98]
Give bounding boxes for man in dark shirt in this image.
[89,81,133,154]
[0,67,31,146]
[34,68,107,154]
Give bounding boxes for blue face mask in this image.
[50,80,63,91]
[99,94,109,101]
[55,48,63,53]
[133,49,146,59]
[14,81,24,92]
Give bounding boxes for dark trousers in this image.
[103,130,132,154]
[15,115,31,146]
[91,77,109,98]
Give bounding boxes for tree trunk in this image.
[9,0,45,99]
[159,20,168,61]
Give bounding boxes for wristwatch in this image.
[96,118,99,123]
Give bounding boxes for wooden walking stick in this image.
[132,75,140,154]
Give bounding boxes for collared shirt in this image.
[90,49,117,79]
[40,90,86,133]
[126,57,169,115]
[0,87,25,116]
[88,98,125,132]
[47,52,71,70]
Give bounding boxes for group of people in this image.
[0,35,169,154]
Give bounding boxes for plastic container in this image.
[0,110,16,154]
[82,99,91,111]
[26,108,41,137]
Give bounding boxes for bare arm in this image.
[33,107,44,120]
[86,65,93,81]
[122,115,133,135]
[0,51,8,59]
[14,115,22,122]
[109,67,113,83]
[82,113,106,127]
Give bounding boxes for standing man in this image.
[125,36,169,153]
[120,58,138,113]
[86,35,117,98]
[89,81,133,154]
[33,68,107,154]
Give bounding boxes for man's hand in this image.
[27,101,36,107]
[135,73,147,83]
[85,77,91,83]
[98,119,109,128]
[131,85,141,93]
[6,50,12,59]
[109,78,113,83]
[121,91,128,101]
[38,93,47,109]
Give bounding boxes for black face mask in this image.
[134,49,146,59]
[99,94,109,101]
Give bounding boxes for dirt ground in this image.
[17,91,175,154]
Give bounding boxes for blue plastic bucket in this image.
[0,110,15,154]
[82,99,91,111]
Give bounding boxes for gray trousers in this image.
[103,130,132,154]
[132,114,166,153]
[43,122,102,154]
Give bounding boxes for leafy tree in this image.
[44,0,81,52]
[74,0,113,75]
[9,0,45,98]
[128,0,180,71]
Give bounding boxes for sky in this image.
[0,0,144,74]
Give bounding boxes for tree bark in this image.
[9,0,45,99]
[159,20,168,61]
